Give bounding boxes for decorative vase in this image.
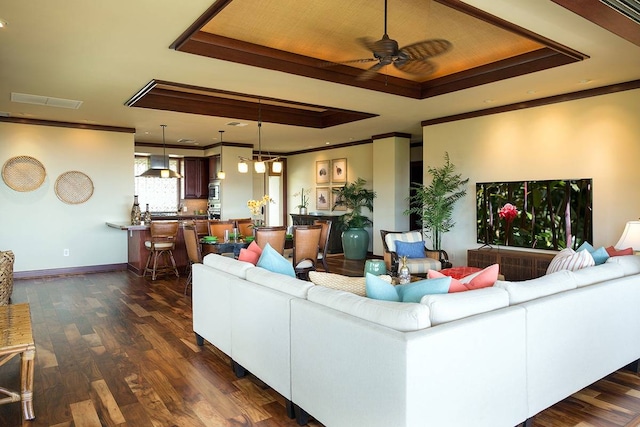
[143,203,152,224]
[130,195,141,225]
[341,227,369,260]
[398,256,411,284]
[299,207,308,215]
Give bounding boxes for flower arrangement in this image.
[293,188,311,209]
[247,195,273,215]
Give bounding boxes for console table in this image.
[467,248,556,281]
[290,214,343,254]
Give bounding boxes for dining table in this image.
[200,238,251,258]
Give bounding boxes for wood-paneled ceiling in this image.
[1,0,639,152]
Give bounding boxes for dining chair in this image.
[193,219,210,238]
[292,225,322,280]
[231,218,254,238]
[209,220,235,241]
[143,221,180,280]
[183,223,202,294]
[313,219,332,272]
[255,226,287,255]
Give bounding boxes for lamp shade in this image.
[615,221,640,251]
[238,160,248,173]
[254,161,266,174]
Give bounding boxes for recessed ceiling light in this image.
[0,19,8,28]
[483,99,495,104]
[579,79,592,84]
[177,138,197,144]
[325,142,331,145]
[226,121,248,127]
[527,90,538,94]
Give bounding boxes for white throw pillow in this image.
[546,248,595,274]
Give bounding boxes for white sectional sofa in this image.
[192,253,640,427]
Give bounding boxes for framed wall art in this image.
[316,187,330,210]
[331,187,346,211]
[316,160,330,184]
[332,158,347,183]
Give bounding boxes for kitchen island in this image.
[106,221,191,276]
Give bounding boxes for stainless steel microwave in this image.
[208,181,220,201]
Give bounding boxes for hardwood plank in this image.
[3,258,640,426]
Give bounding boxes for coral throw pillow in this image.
[460,264,500,290]
[606,246,634,257]
[428,264,499,292]
[238,248,260,265]
[238,241,263,265]
[428,270,467,293]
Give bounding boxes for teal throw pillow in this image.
[577,241,609,265]
[396,277,451,303]
[257,243,296,277]
[395,240,425,259]
[365,273,400,302]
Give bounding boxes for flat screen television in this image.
[476,178,593,251]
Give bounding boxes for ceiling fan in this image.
[325,0,452,81]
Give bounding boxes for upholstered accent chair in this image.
[380,230,444,276]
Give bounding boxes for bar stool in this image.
[183,223,202,294]
[143,221,180,280]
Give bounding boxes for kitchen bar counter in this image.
[106,221,189,275]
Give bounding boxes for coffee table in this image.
[0,303,35,420]
[200,238,250,258]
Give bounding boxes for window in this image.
[134,156,181,212]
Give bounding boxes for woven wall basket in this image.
[0,251,14,306]
[55,171,94,204]
[2,155,46,192]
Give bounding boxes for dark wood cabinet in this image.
[467,248,556,281]
[291,214,343,254]
[208,156,218,182]
[184,157,209,199]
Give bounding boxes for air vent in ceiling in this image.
[177,138,197,144]
[226,121,248,127]
[11,92,83,109]
[600,0,640,24]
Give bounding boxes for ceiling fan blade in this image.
[318,58,378,68]
[357,62,386,81]
[394,59,437,76]
[400,39,452,60]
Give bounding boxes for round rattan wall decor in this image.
[55,171,94,204]
[2,155,47,192]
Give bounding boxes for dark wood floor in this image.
[2,256,640,426]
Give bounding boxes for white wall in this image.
[423,89,640,266]
[0,122,133,273]
[287,144,374,248]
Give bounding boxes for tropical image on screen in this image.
[476,179,593,250]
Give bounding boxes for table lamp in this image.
[615,220,640,254]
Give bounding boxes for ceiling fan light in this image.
[254,161,266,174]
[238,160,248,173]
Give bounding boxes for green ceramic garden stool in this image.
[364,259,387,276]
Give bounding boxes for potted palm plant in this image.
[332,177,376,260]
[404,152,468,260]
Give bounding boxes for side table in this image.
[0,303,35,420]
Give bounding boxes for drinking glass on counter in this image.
[224,230,229,243]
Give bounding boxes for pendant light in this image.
[237,99,280,174]
[139,125,182,178]
[217,130,226,180]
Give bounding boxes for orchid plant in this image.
[293,188,311,209]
